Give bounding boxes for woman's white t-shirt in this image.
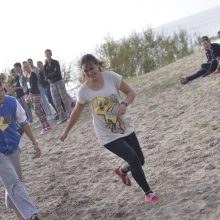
[77,71,134,145]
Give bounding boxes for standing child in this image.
[60,54,159,202]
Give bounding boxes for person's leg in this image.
[104,138,151,193]
[0,150,38,220]
[5,148,24,220]
[32,95,50,130]
[186,68,208,81]
[51,82,63,119]
[17,96,33,123]
[38,85,52,118]
[202,59,218,77]
[120,132,145,173]
[57,80,72,117]
[44,85,57,112]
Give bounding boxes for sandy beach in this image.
[1,51,220,220]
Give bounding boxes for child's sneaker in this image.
[144,192,159,203]
[114,167,131,186]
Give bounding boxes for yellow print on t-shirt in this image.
[91,95,125,134]
[0,116,11,131]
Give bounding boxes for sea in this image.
[154,5,220,38]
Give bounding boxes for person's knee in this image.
[127,152,139,165]
[139,157,145,166]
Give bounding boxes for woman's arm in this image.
[119,80,136,105]
[60,101,85,142]
[117,80,136,116]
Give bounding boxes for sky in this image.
[1,0,220,71]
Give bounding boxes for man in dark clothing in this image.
[180,36,220,84]
[44,49,72,123]
[10,67,33,123]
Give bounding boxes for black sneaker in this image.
[30,214,40,220]
[53,115,59,121]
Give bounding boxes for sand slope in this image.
[1,51,220,220]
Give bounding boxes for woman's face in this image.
[23,64,31,74]
[37,62,43,70]
[82,62,100,81]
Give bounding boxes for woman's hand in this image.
[117,103,127,117]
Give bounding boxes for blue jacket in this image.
[0,96,21,154]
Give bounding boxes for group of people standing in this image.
[1,52,160,220]
[1,49,73,134]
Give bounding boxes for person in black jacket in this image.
[23,63,51,134]
[44,49,72,123]
[180,36,220,84]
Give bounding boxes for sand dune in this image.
[1,51,220,220]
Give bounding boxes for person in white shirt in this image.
[60,54,159,203]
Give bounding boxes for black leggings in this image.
[104,132,151,193]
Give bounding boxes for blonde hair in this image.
[22,62,31,75]
[0,73,8,83]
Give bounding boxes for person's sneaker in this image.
[30,213,40,220]
[180,77,188,85]
[53,115,59,121]
[144,192,159,203]
[47,126,52,131]
[57,117,68,125]
[114,167,131,186]
[40,127,49,135]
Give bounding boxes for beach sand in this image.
[1,51,220,220]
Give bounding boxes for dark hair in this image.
[13,62,21,68]
[10,68,15,74]
[45,49,52,53]
[201,36,210,42]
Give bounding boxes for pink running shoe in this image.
[144,192,159,203]
[47,126,52,131]
[114,167,131,186]
[40,127,49,135]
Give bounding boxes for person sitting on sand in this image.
[0,81,41,220]
[60,54,159,203]
[180,36,220,84]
